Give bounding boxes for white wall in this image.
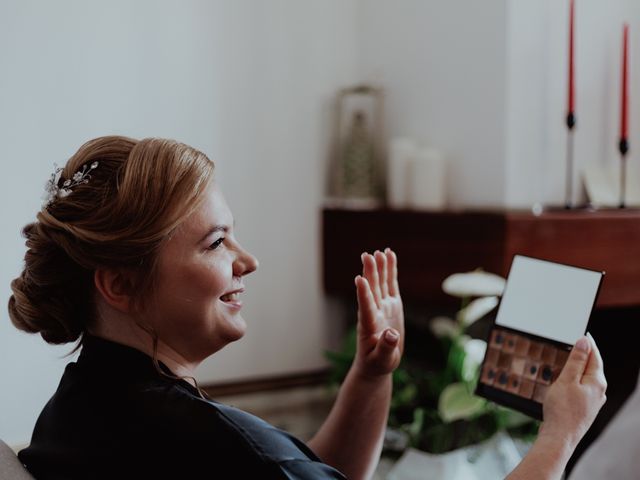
[504,0,640,207]
[0,0,358,446]
[357,0,509,208]
[357,0,640,208]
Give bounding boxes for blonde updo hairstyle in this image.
[8,136,214,345]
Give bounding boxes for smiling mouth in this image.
[220,288,244,304]
[220,292,241,303]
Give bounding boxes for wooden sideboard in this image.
[322,208,640,307]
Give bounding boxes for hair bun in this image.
[8,222,92,344]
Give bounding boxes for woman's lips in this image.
[220,291,240,302]
[220,289,244,308]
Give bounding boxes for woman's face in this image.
[149,182,258,362]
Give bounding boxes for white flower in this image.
[458,296,499,327]
[442,270,506,298]
[460,338,488,382]
[430,316,458,339]
[463,338,487,364]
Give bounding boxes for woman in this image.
[9,136,606,479]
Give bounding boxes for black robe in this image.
[19,335,346,479]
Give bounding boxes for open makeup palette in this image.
[475,255,604,420]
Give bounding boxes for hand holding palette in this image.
[475,255,604,420]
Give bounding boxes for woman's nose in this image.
[234,245,259,276]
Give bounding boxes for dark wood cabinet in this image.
[322,208,640,307]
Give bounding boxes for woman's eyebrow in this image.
[199,220,235,243]
[199,225,228,243]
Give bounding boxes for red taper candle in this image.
[621,24,629,142]
[568,0,575,117]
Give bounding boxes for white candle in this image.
[408,147,446,210]
[387,138,416,208]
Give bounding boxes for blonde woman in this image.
[9,136,606,479]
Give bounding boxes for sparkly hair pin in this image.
[43,161,99,208]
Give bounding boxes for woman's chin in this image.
[223,315,247,342]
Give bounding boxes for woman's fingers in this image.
[541,334,608,450]
[355,275,377,335]
[583,333,604,375]
[583,333,607,392]
[360,248,399,307]
[362,253,382,308]
[375,251,389,298]
[385,248,399,297]
[367,328,400,373]
[558,336,591,384]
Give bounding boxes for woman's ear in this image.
[94,269,134,313]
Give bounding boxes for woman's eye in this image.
[208,237,225,250]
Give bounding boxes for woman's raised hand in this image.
[353,249,405,379]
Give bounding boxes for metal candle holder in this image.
[619,138,629,208]
[565,112,576,209]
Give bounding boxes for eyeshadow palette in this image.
[477,326,571,419]
[474,255,604,420]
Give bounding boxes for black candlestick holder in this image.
[565,112,576,209]
[619,138,629,208]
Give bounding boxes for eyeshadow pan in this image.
[555,349,569,367]
[490,330,505,348]
[486,348,500,365]
[533,384,548,403]
[481,366,497,385]
[524,361,541,380]
[541,345,557,364]
[519,379,535,399]
[514,337,530,356]
[496,370,509,389]
[506,374,521,394]
[510,357,526,375]
[528,341,543,360]
[497,352,512,369]
[503,334,517,353]
[538,364,554,385]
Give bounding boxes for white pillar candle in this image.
[408,147,446,210]
[387,138,416,208]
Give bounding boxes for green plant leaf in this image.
[438,382,486,423]
[447,339,467,382]
[391,383,418,409]
[406,407,426,445]
[496,406,533,429]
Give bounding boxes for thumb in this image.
[368,328,399,366]
[557,336,591,384]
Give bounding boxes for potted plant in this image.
[326,269,539,478]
